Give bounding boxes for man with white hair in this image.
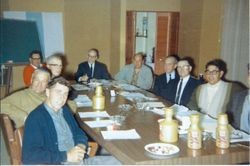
[1,68,50,128]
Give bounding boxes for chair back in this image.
[87,142,98,157]
[0,114,23,165]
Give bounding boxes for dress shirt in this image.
[44,103,74,152]
[88,62,95,77]
[165,71,176,83]
[240,94,250,133]
[206,80,221,106]
[176,75,190,104]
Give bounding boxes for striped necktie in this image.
[175,79,183,104]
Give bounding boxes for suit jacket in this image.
[227,90,248,131]
[175,76,200,106]
[153,72,179,103]
[75,61,111,82]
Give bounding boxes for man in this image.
[22,77,120,165]
[115,52,153,90]
[174,57,200,106]
[46,53,63,78]
[153,55,179,103]
[46,53,77,100]
[75,48,111,82]
[227,64,249,133]
[187,59,244,118]
[2,69,50,128]
[23,50,44,86]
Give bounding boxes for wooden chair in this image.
[0,114,23,165]
[0,113,98,165]
[87,142,98,157]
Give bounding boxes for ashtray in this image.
[118,104,133,112]
[110,115,126,125]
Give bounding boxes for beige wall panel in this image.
[64,0,111,76]
[199,0,223,73]
[178,0,203,75]
[126,0,180,11]
[5,0,63,11]
[110,0,121,77]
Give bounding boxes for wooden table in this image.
[75,88,250,165]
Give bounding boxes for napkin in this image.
[74,95,92,107]
[79,111,110,118]
[101,129,141,139]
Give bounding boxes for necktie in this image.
[90,64,93,78]
[168,74,172,83]
[175,79,183,104]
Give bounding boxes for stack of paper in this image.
[79,111,110,118]
[85,120,114,128]
[142,102,165,108]
[74,95,92,107]
[71,84,90,91]
[101,129,141,139]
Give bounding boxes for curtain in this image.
[220,0,249,86]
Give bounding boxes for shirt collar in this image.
[44,103,63,116]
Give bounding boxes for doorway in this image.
[125,11,179,75]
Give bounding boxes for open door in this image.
[125,11,179,75]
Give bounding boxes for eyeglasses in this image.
[48,64,62,67]
[177,65,190,69]
[88,55,97,58]
[31,57,41,60]
[205,70,220,75]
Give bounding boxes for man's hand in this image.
[67,145,86,163]
[80,74,89,82]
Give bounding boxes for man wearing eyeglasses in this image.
[75,48,111,82]
[187,59,245,118]
[174,57,200,106]
[46,53,63,78]
[23,50,45,86]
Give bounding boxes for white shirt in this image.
[88,62,95,77]
[165,71,176,83]
[206,80,221,106]
[176,75,190,104]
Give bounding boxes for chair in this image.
[87,142,98,157]
[0,113,98,164]
[0,114,23,165]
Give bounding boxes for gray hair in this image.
[46,52,63,64]
[31,68,51,81]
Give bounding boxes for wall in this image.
[63,0,111,76]
[120,0,181,67]
[1,0,64,91]
[1,0,114,91]
[178,0,223,75]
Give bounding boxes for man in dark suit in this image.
[153,55,180,103]
[174,57,200,106]
[227,64,249,134]
[75,48,111,82]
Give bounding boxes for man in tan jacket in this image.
[1,68,77,128]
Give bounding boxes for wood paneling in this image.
[155,12,179,74]
[125,11,135,64]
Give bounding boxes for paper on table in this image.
[79,111,110,118]
[71,84,90,91]
[101,129,141,140]
[150,108,165,116]
[230,130,250,143]
[85,120,114,128]
[74,95,92,107]
[143,102,165,108]
[170,104,189,112]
